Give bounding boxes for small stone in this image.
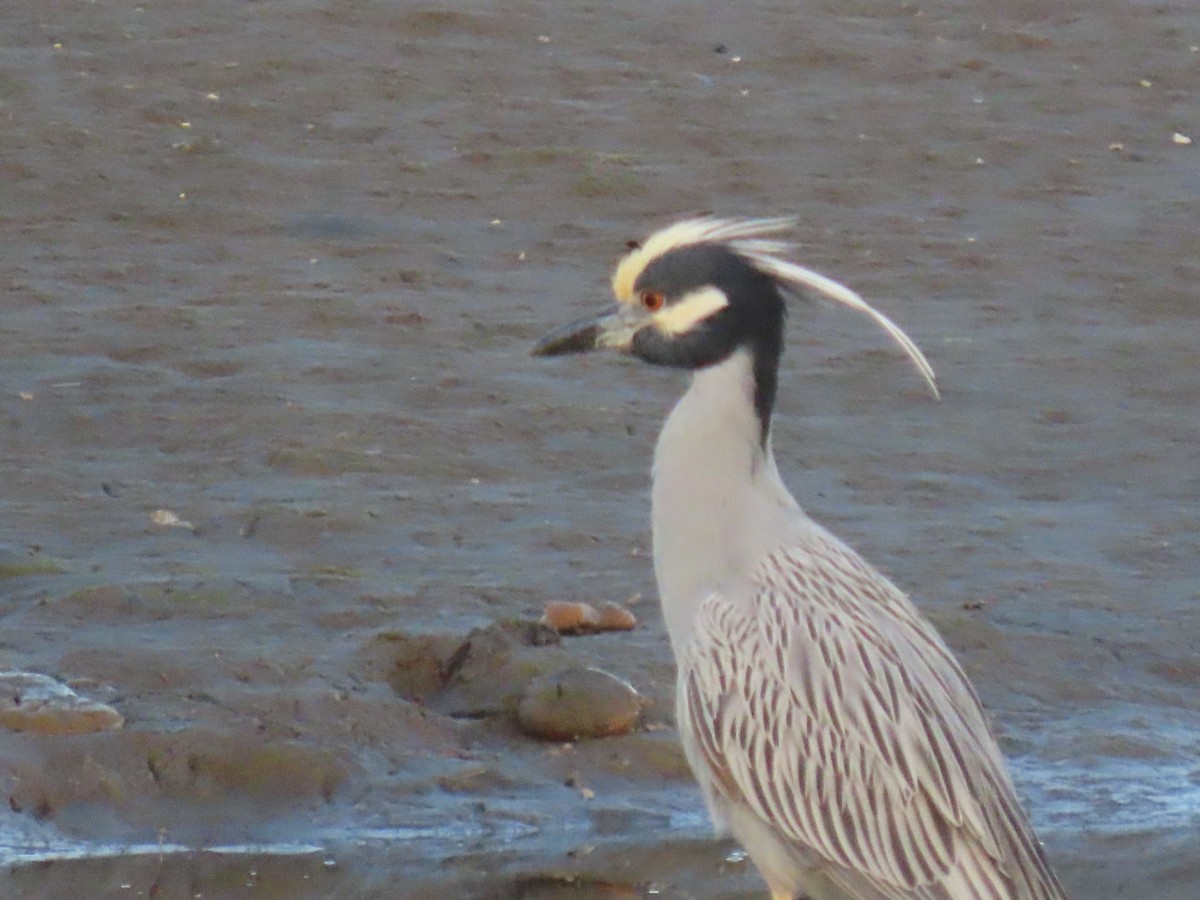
[0,672,123,735]
[517,667,642,741]
[150,509,193,529]
[541,601,600,633]
[595,602,637,631]
[1172,132,1192,146]
[542,601,636,634]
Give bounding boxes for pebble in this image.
[542,601,598,632]
[594,602,637,631]
[517,667,642,741]
[0,672,124,735]
[542,601,637,634]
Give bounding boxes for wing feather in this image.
[678,530,1066,899]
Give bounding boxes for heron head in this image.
[532,217,939,401]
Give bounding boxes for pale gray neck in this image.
[650,350,802,653]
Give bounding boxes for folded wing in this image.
[678,534,1065,899]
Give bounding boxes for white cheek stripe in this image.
[653,286,730,335]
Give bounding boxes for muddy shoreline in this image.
[2,1,1198,897]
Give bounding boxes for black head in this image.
[628,243,787,434]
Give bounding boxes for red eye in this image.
[641,291,665,312]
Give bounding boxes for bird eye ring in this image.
[641,291,665,312]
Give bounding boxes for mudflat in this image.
[1,2,1197,897]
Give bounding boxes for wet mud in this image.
[1,0,1198,897]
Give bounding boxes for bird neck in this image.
[750,323,782,443]
[650,349,799,652]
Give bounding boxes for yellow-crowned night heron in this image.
[532,218,1067,900]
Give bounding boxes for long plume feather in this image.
[744,247,941,400]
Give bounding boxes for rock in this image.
[594,602,637,632]
[432,620,565,718]
[542,601,601,633]
[0,672,124,735]
[542,601,637,634]
[364,620,569,719]
[517,667,643,741]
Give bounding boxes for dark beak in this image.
[531,306,639,357]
